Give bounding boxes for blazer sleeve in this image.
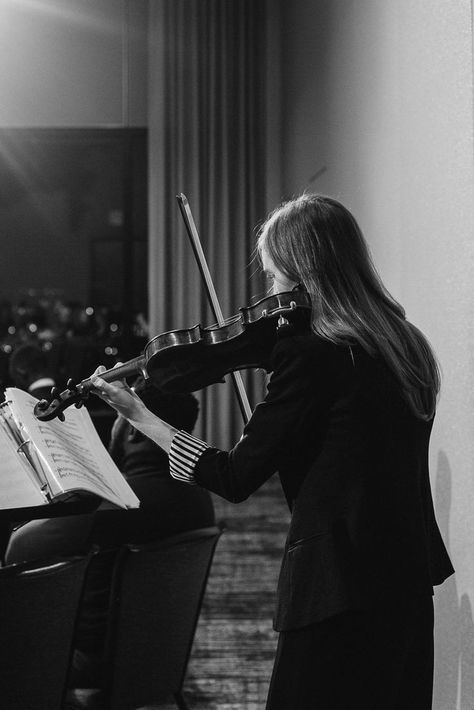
[187,337,336,503]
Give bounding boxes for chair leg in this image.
[174,690,190,710]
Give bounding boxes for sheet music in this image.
[0,418,47,508]
[6,388,139,509]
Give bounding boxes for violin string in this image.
[205,313,240,329]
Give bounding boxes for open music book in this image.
[0,388,139,510]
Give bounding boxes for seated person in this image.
[5,378,215,693]
[8,342,56,400]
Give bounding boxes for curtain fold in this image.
[148,0,278,448]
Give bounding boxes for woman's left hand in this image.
[90,365,146,422]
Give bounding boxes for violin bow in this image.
[176,193,252,424]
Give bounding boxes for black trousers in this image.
[266,594,434,710]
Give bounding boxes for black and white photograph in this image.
[0,1,469,709]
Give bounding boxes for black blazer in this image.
[194,334,454,631]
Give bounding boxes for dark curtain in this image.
[147,0,279,448]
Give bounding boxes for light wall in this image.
[281,1,474,706]
[0,0,147,127]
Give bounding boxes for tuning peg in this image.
[50,387,61,400]
[276,316,294,339]
[35,399,48,412]
[67,378,77,391]
[74,400,84,409]
[58,412,65,422]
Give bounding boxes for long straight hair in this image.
[257,194,440,420]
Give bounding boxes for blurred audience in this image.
[0,290,149,444]
[0,290,149,394]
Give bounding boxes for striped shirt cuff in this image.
[169,430,209,484]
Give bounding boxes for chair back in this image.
[0,554,90,710]
[103,525,222,710]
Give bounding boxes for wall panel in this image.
[281,1,474,705]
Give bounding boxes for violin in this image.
[33,289,312,422]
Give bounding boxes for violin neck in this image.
[82,355,146,391]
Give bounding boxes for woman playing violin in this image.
[91,193,454,710]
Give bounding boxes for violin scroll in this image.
[34,381,90,422]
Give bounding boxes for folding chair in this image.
[0,554,90,710]
[103,526,223,710]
